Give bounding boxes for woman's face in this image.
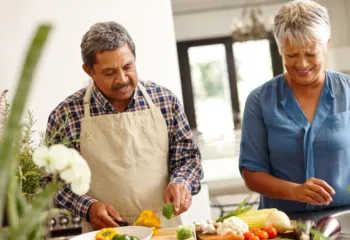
[283,39,327,86]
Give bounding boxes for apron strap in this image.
[83,84,94,117]
[83,82,155,118]
[138,82,155,108]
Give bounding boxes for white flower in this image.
[48,144,72,171]
[32,144,91,195]
[71,174,90,195]
[60,148,91,182]
[33,146,55,173]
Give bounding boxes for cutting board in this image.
[152,221,297,240]
[152,228,178,240]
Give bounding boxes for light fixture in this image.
[231,3,273,42]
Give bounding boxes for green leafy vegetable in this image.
[176,225,193,240]
[162,203,175,220]
[215,197,253,222]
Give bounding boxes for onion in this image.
[265,211,293,233]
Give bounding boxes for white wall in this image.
[0,0,182,135]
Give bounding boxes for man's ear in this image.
[82,64,93,77]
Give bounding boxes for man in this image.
[46,21,203,232]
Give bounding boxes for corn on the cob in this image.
[237,208,277,229]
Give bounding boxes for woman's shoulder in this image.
[327,70,350,85]
[248,74,285,99]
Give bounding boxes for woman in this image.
[239,0,350,213]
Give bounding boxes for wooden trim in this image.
[177,42,197,129]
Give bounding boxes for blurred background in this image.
[1,0,350,239]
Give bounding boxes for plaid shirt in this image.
[46,80,203,220]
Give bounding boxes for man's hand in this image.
[163,183,192,216]
[88,201,123,230]
[293,178,335,205]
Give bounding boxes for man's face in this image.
[84,43,138,103]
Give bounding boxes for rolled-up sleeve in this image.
[239,88,270,174]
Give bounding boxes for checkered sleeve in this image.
[46,107,97,220]
[168,95,204,195]
[55,184,97,220]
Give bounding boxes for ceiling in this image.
[171,0,288,15]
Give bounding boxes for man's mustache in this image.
[111,82,131,91]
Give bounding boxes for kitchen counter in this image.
[287,205,350,221]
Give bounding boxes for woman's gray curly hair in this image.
[273,0,330,54]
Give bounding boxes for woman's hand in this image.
[293,178,336,205]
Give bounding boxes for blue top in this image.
[239,70,350,212]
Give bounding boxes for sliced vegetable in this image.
[216,198,253,223]
[222,231,244,240]
[95,228,119,240]
[205,236,222,240]
[238,209,277,229]
[134,210,161,228]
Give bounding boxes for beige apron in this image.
[80,82,181,233]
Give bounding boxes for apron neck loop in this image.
[138,82,155,108]
[83,84,94,117]
[83,82,155,118]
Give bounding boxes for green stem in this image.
[0,24,52,226]
[0,227,10,240]
[6,177,18,227]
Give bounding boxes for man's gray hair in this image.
[273,0,330,54]
[81,21,136,69]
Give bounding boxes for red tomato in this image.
[249,235,260,240]
[243,232,255,240]
[255,230,268,240]
[232,234,245,240]
[263,226,278,239]
[250,228,260,234]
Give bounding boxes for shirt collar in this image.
[91,83,137,111]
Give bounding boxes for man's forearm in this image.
[170,154,203,195]
[242,169,298,201]
[55,184,97,220]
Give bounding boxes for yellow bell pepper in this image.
[95,228,119,240]
[134,210,161,236]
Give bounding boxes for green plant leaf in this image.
[23,171,38,178]
[0,23,52,226]
[10,184,58,236]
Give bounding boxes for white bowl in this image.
[70,226,153,240]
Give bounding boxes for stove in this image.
[46,213,82,239]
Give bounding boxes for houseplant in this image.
[0,24,91,239]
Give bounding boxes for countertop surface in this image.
[287,205,350,221]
